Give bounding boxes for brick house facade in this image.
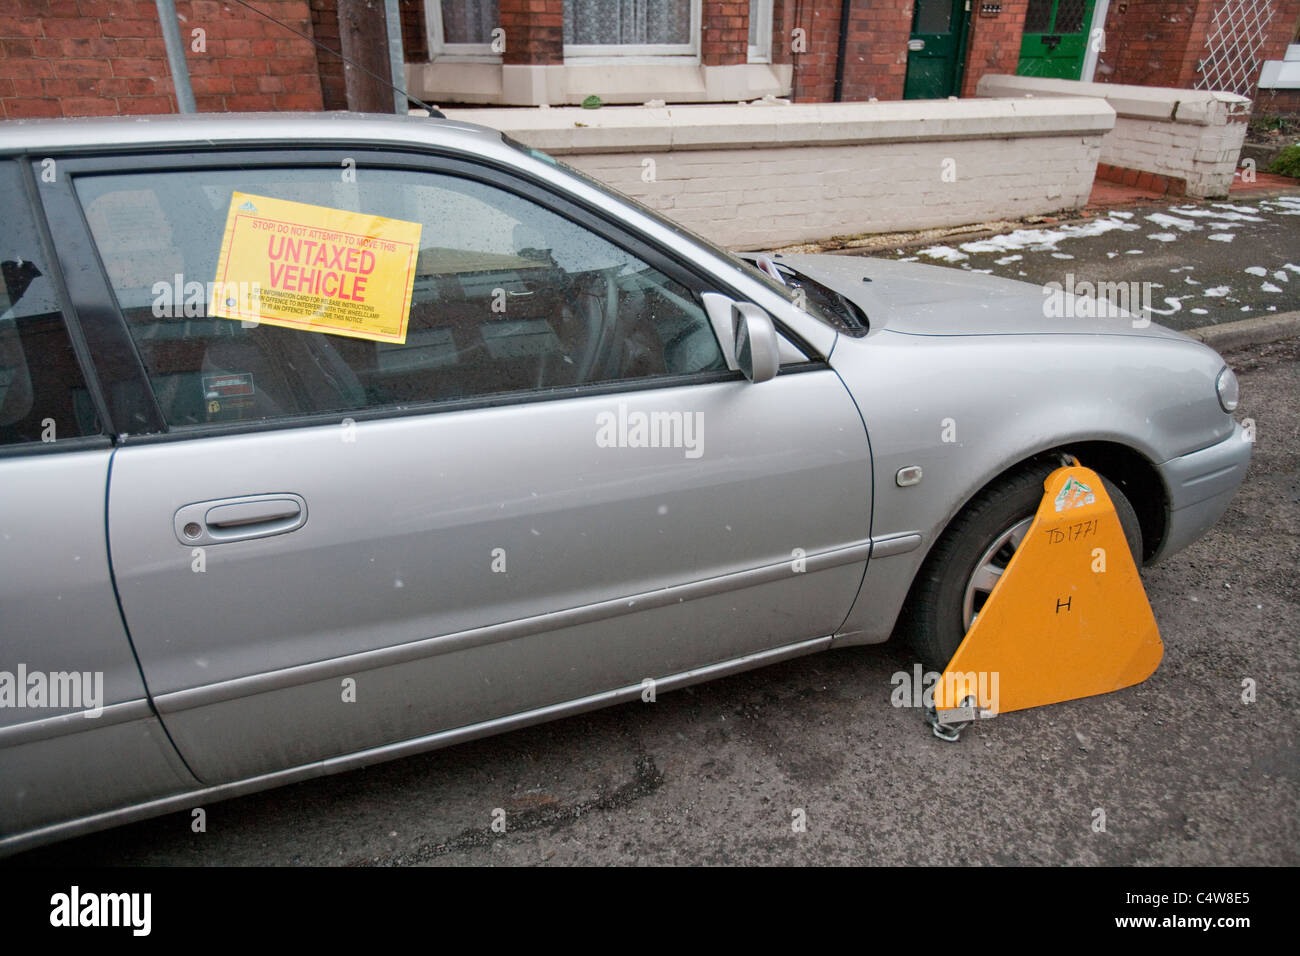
[0,0,324,119]
[1096,0,1300,94]
[2,0,1297,120]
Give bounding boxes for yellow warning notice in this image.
[209,191,422,345]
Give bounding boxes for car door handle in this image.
[173,494,307,545]
[206,499,300,528]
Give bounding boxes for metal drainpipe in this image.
[384,0,406,113]
[832,0,852,102]
[154,0,196,113]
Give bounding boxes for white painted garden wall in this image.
[977,75,1250,200]
[443,98,1116,249]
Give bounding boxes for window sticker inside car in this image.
[201,372,256,422]
[202,372,254,399]
[209,192,422,345]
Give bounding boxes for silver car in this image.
[0,113,1249,853]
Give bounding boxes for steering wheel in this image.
[571,266,621,384]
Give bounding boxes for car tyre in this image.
[899,458,1143,670]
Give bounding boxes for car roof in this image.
[0,111,507,157]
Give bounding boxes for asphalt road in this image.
[872,194,1300,332]
[9,340,1296,867]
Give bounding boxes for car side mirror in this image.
[731,302,780,383]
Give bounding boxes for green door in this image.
[1017,0,1097,78]
[904,0,971,99]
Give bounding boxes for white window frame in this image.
[748,0,773,64]
[563,0,702,60]
[425,0,502,61]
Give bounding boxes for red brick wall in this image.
[399,0,427,61]
[1172,0,1218,88]
[0,0,325,119]
[960,1,1029,97]
[789,0,843,101]
[1251,0,1300,97]
[840,0,910,101]
[1255,87,1300,117]
[1261,0,1300,61]
[785,0,916,103]
[500,0,562,66]
[1093,2,1198,88]
[772,0,795,65]
[703,0,748,66]
[310,0,346,110]
[1096,1,1300,98]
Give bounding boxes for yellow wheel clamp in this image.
[926,461,1164,741]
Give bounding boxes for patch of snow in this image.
[1146,297,1184,316]
[1203,286,1231,297]
[1171,206,1263,222]
[956,217,1136,256]
[1125,249,1144,255]
[1148,233,1178,242]
[1244,266,1267,276]
[1261,282,1282,292]
[1184,276,1201,285]
[994,254,1022,264]
[1208,234,1235,242]
[1051,253,1074,259]
[1191,308,1209,314]
[1211,203,1262,214]
[1106,251,1118,259]
[1108,211,1134,219]
[1273,271,1289,283]
[919,245,967,262]
[1145,212,1199,231]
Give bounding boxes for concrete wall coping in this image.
[441,98,1117,154]
[975,74,1251,125]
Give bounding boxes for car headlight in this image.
[1216,366,1240,413]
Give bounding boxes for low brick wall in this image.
[977,74,1250,200]
[444,98,1115,249]
[0,0,324,118]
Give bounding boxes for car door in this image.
[55,147,873,785]
[0,158,196,846]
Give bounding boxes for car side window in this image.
[74,163,726,428]
[0,161,99,448]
